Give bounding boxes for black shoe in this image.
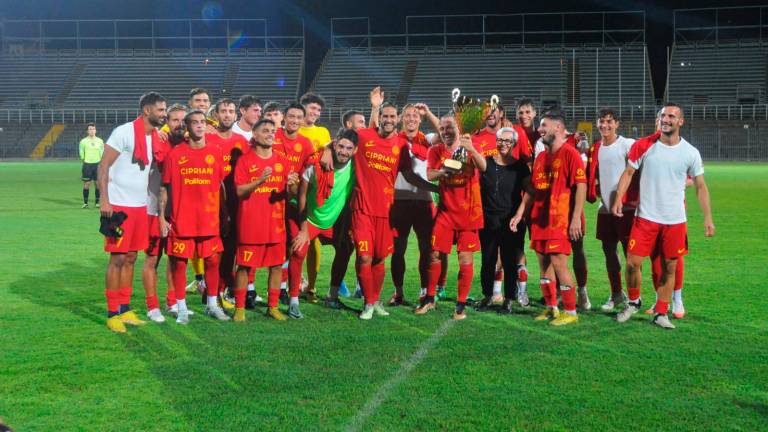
[474,296,494,311]
[201,290,207,305]
[498,298,514,315]
[279,289,290,306]
[245,291,257,310]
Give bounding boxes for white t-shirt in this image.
[628,137,704,224]
[394,149,432,201]
[232,121,252,142]
[597,135,635,213]
[146,160,162,216]
[105,122,153,207]
[534,139,546,159]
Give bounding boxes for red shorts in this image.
[628,217,688,259]
[104,205,149,253]
[531,239,572,255]
[166,235,223,259]
[236,243,285,268]
[351,211,394,259]
[596,210,635,243]
[430,213,480,254]
[391,199,434,241]
[145,214,165,256]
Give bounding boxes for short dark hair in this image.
[189,88,209,100]
[263,101,282,114]
[86,122,96,129]
[341,110,363,127]
[516,97,536,111]
[139,92,166,109]
[284,103,306,116]
[183,109,206,125]
[380,102,398,113]
[541,108,566,124]
[598,108,620,122]
[336,128,359,146]
[252,118,275,131]
[299,92,326,108]
[663,102,685,118]
[238,95,262,110]
[214,98,237,113]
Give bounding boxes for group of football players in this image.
[96,85,714,333]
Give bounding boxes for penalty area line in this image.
[345,319,456,432]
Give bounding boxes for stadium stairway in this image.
[30,124,66,159]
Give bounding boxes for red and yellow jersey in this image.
[399,130,430,160]
[529,144,586,241]
[234,151,289,244]
[427,143,484,231]
[273,128,316,176]
[472,129,499,158]
[162,142,225,237]
[205,132,250,176]
[352,127,410,217]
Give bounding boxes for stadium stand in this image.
[312,44,654,116]
[667,41,766,105]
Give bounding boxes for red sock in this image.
[494,268,503,282]
[105,289,120,315]
[655,300,670,314]
[517,265,528,282]
[371,262,385,303]
[171,258,188,301]
[145,294,159,311]
[427,261,441,297]
[457,263,473,303]
[628,286,641,303]
[560,285,577,312]
[166,287,176,307]
[204,254,220,297]
[675,257,684,290]
[539,278,554,306]
[288,253,304,298]
[357,262,374,305]
[234,286,247,308]
[608,271,623,296]
[281,264,289,285]
[118,286,132,307]
[267,288,280,308]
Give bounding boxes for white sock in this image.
[419,287,427,297]
[177,299,188,311]
[247,283,255,292]
[290,296,299,306]
[565,309,577,316]
[207,296,218,308]
[492,280,502,296]
[672,290,683,303]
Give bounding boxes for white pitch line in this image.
[345,319,456,432]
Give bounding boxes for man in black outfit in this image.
[477,127,531,313]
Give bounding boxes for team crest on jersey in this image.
[392,145,400,155]
[552,159,562,169]
[293,143,303,152]
[234,142,242,149]
[205,154,215,165]
[576,168,585,177]
[274,163,284,173]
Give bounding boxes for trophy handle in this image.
[490,94,499,110]
[452,88,461,103]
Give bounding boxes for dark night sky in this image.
[2,0,768,98]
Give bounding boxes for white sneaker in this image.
[146,308,166,323]
[254,293,264,303]
[602,293,627,311]
[577,287,592,310]
[616,303,640,323]
[185,280,200,293]
[601,296,616,311]
[359,304,375,320]
[651,313,676,329]
[205,305,231,321]
[166,304,194,317]
[517,288,530,308]
[672,301,686,319]
[372,301,390,316]
[176,309,190,325]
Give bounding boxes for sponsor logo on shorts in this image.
[548,244,559,250]
[467,243,477,248]
[677,248,686,254]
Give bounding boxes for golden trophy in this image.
[443,88,499,172]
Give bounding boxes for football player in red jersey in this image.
[159,110,229,324]
[510,109,587,326]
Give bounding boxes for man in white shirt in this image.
[98,92,167,333]
[586,109,635,311]
[232,95,262,141]
[613,103,715,329]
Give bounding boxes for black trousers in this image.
[479,224,524,298]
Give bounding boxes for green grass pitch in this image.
[0,161,766,431]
